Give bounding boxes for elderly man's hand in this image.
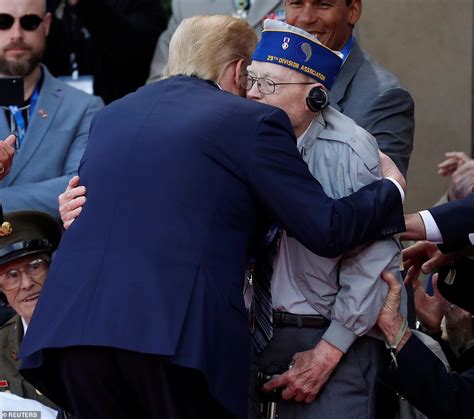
[262,339,342,403]
[446,160,474,201]
[438,151,471,176]
[0,135,16,180]
[437,152,474,201]
[58,176,86,229]
[402,241,452,284]
[378,150,406,195]
[377,271,412,351]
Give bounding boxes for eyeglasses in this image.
[240,74,315,95]
[0,14,44,31]
[0,258,49,291]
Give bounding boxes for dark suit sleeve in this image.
[358,87,414,178]
[248,108,405,258]
[382,334,474,419]
[437,256,474,313]
[429,193,474,253]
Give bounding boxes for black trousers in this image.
[54,346,234,419]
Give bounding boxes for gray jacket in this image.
[330,39,414,177]
[272,107,406,352]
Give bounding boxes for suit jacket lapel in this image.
[4,67,63,186]
[329,39,364,110]
[247,0,282,28]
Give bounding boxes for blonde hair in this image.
[163,15,258,81]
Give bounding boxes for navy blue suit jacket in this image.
[437,256,474,313]
[20,76,404,418]
[429,193,474,253]
[382,334,474,419]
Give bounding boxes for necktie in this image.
[250,225,280,352]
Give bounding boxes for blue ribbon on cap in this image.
[252,28,343,90]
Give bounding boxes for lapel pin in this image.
[0,206,12,237]
[0,221,12,237]
[38,109,48,119]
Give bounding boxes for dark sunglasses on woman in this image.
[0,14,43,31]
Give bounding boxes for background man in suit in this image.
[19,15,405,419]
[0,0,103,219]
[285,0,414,176]
[147,0,285,83]
[245,20,404,419]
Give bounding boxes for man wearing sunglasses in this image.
[0,209,63,416]
[0,0,103,219]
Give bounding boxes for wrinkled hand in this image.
[58,176,86,229]
[0,135,16,180]
[402,241,452,284]
[379,271,402,319]
[262,339,343,403]
[438,151,471,176]
[446,160,474,201]
[413,274,447,332]
[378,271,413,350]
[379,150,406,195]
[376,271,407,343]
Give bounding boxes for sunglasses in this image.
[0,14,44,31]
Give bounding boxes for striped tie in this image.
[250,226,281,352]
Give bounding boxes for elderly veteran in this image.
[0,209,61,413]
[246,20,406,419]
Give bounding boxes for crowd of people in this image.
[0,0,472,418]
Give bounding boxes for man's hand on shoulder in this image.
[262,339,343,404]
